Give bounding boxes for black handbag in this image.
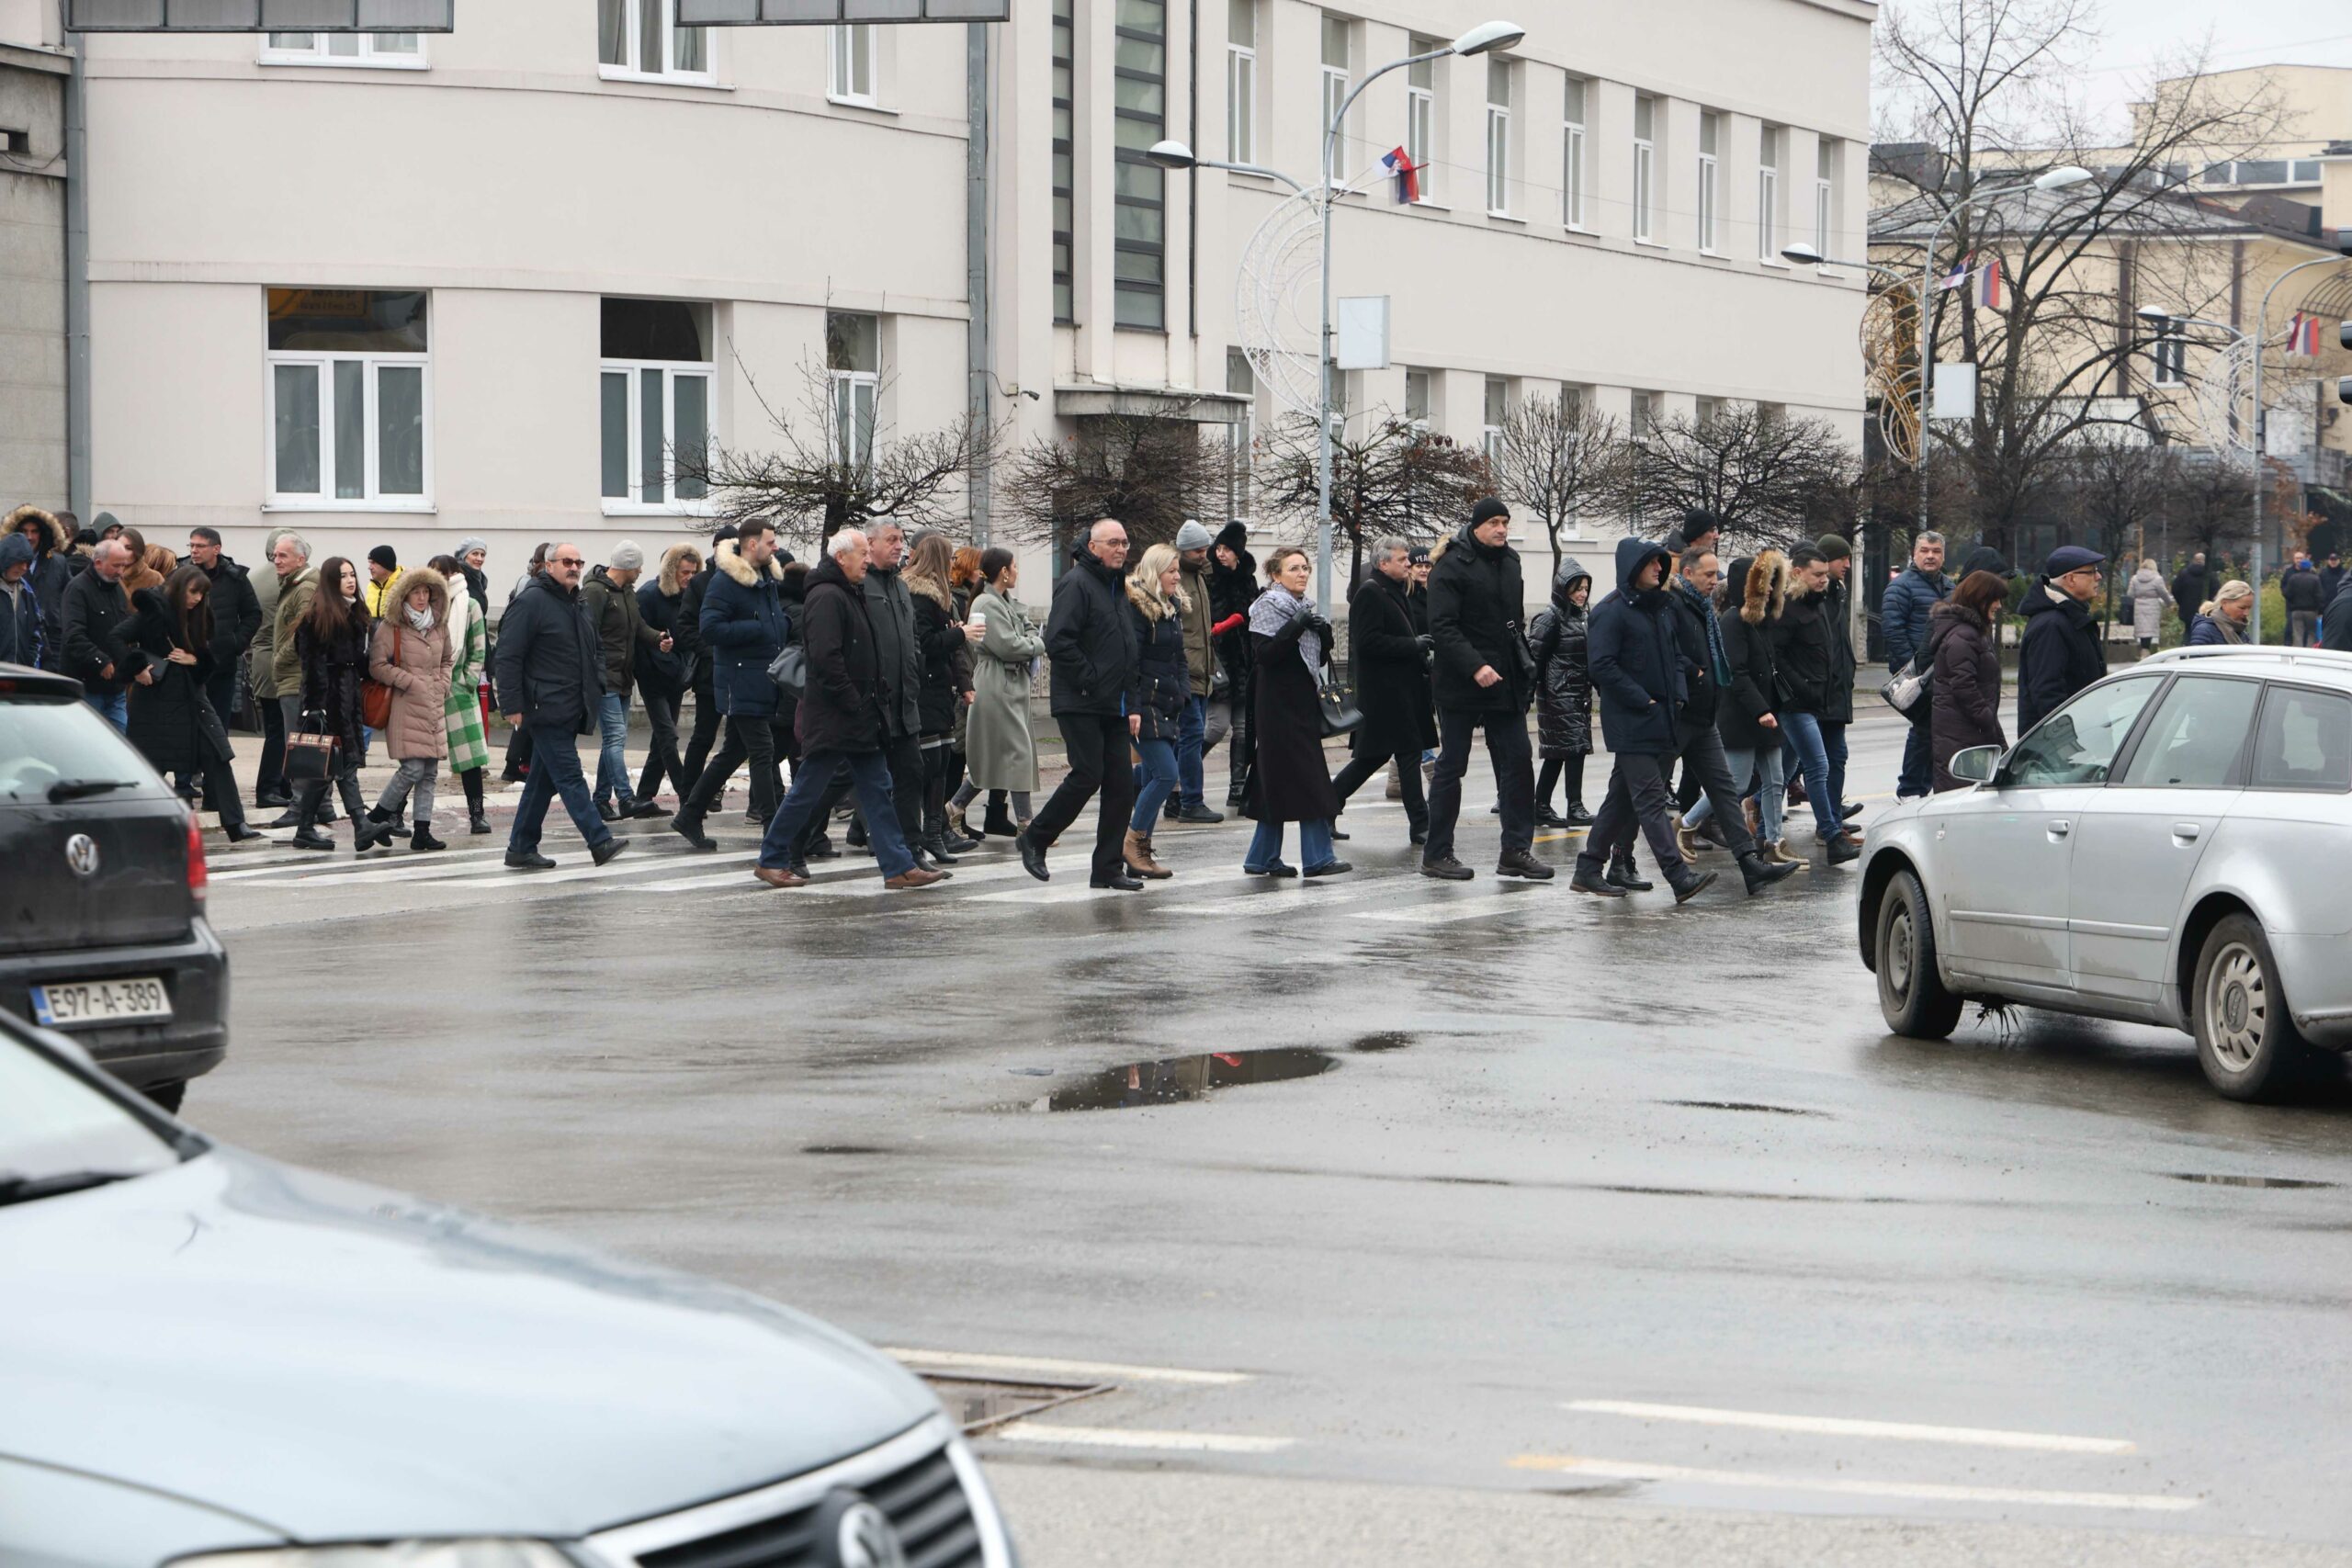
[285,710,339,783]
[766,643,808,697]
[1317,671,1363,738]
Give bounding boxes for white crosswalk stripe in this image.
[1362,887,1562,925]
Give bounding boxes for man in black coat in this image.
[854,520,933,863]
[61,539,144,729]
[2281,552,2326,648]
[2171,552,2211,629]
[494,541,622,871]
[6,506,72,671]
[748,529,941,891]
[185,527,260,731]
[1021,519,1142,888]
[2017,546,2109,736]
[1331,538,1436,842]
[1663,550,1797,897]
[2325,572,2352,653]
[1573,536,1712,902]
[1421,497,1549,883]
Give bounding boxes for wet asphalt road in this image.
[188,708,2352,1564]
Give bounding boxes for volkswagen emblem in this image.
[812,1493,907,1568]
[63,834,99,878]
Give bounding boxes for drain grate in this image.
[907,1372,1111,1435]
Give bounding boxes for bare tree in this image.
[2164,453,2256,577]
[1872,0,2290,564]
[1488,394,1630,578]
[1623,404,1860,550]
[1259,413,1492,590]
[997,408,1219,560]
[679,355,1000,548]
[2062,432,2175,626]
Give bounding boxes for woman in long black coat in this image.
[128,565,258,840]
[1242,547,1347,877]
[289,556,392,852]
[1526,555,1593,826]
[1330,543,1437,844]
[1928,570,2009,792]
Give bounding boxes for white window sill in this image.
[1698,247,1727,260]
[1410,197,1449,212]
[1563,223,1599,238]
[827,92,892,113]
[1758,257,1791,270]
[1487,209,1523,224]
[1633,237,1668,250]
[602,501,718,519]
[597,65,726,90]
[2153,380,2186,389]
[259,54,427,70]
[263,500,436,514]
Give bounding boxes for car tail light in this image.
[187,813,208,904]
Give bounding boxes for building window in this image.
[266,288,430,507]
[262,30,422,66]
[600,299,712,512]
[1406,39,1436,203]
[1633,95,1657,243]
[2152,320,2186,387]
[1482,377,1508,462]
[1227,348,1255,520]
[1695,395,1724,427]
[1633,389,1661,435]
[1319,13,1349,141]
[1562,76,1588,228]
[1052,0,1075,323]
[599,0,709,81]
[1697,110,1721,252]
[830,24,876,104]
[1114,0,1168,330]
[1485,58,1512,216]
[1405,367,1431,431]
[1227,0,1256,163]
[1758,125,1781,261]
[827,311,880,468]
[1815,137,1838,255]
[1758,400,1786,429]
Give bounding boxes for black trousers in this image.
[254,690,288,802]
[1030,712,1135,880]
[1537,752,1586,809]
[1332,741,1428,834]
[680,679,721,797]
[1577,750,1686,878]
[1422,707,1533,861]
[684,715,778,823]
[635,687,687,802]
[1632,718,1757,861]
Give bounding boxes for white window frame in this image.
[1227,0,1256,163]
[1633,96,1657,243]
[600,0,715,85]
[1404,367,1431,433]
[1815,138,1836,256]
[1562,77,1588,229]
[1319,14,1349,146]
[1758,126,1781,262]
[1482,376,1508,463]
[2152,321,2187,388]
[260,30,424,68]
[602,362,715,517]
[830,369,879,469]
[1485,58,1512,217]
[1405,44,1436,204]
[265,350,434,512]
[1697,111,1720,253]
[830,23,876,106]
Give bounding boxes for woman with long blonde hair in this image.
[904,532,980,859]
[1122,542,1189,877]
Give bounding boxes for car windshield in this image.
[0,1033,184,1201]
[0,694,153,802]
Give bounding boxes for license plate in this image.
[29,977,172,1028]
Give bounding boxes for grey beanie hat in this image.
[607,540,646,571]
[457,536,490,557]
[1174,519,1214,551]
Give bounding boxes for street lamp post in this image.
[1153,19,1525,611]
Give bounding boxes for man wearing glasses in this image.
[2017,545,2108,737]
[495,541,626,870]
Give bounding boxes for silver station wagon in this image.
[1859,647,2352,1100]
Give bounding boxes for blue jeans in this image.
[1130,737,1179,831]
[86,689,129,730]
[760,748,914,877]
[1247,817,1336,872]
[509,721,611,854]
[1781,711,1843,839]
[593,692,636,809]
[1176,695,1207,808]
[1687,741,1784,843]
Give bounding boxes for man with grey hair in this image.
[850,518,940,869]
[582,540,667,821]
[1165,518,1224,824]
[1020,518,1142,886]
[496,541,624,870]
[1882,529,1951,799]
[61,538,144,729]
[1330,536,1435,842]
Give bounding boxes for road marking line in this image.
[634,855,901,894]
[802,861,1034,897]
[1508,1455,2196,1512]
[883,1348,1250,1385]
[1564,1400,2136,1454]
[209,844,513,881]
[1363,889,1560,925]
[441,851,761,886]
[967,882,1165,905]
[992,1422,1293,1454]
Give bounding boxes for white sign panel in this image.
[1334,296,1391,371]
[68,0,451,28]
[1929,361,1977,422]
[676,0,1009,22]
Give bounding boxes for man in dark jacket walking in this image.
[1665,550,1798,897]
[6,506,72,671]
[581,542,667,820]
[857,521,933,863]
[747,529,941,891]
[1881,531,1952,797]
[495,542,622,870]
[62,538,144,728]
[1574,537,1712,902]
[184,527,261,735]
[2017,546,2109,735]
[1021,519,1142,888]
[0,534,43,669]
[2171,552,2211,629]
[2325,571,2352,653]
[1332,538,1436,843]
[1421,498,1549,883]
[2281,553,2326,648]
[673,524,788,847]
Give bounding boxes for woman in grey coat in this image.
[955,547,1046,837]
[2125,558,2168,653]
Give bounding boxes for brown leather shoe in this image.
[752,865,808,889]
[885,866,948,890]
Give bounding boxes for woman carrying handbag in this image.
[367,566,458,851]
[127,564,262,843]
[288,556,395,854]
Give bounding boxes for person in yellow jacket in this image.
[363,545,403,620]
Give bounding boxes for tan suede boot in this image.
[1125,829,1172,879]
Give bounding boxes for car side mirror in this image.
[1949,745,2002,786]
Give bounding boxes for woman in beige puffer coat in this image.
[368,565,458,851]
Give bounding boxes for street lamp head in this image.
[2134,305,2171,324]
[1781,242,1826,265]
[1449,19,1525,56]
[1147,140,1196,172]
[2034,164,2095,192]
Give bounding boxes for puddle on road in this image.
[2165,1171,2338,1190]
[1661,1100,1826,1117]
[1001,1046,1340,1113]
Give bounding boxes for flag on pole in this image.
[1936,252,1973,292]
[1975,258,2003,309]
[2289,313,2322,356]
[1380,146,1419,204]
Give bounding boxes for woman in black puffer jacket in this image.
[1526,555,1593,826]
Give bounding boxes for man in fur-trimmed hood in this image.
[6,506,73,671]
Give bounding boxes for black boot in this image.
[412,822,448,852]
[1605,855,1654,893]
[462,769,491,834]
[982,802,1020,837]
[1570,861,1626,897]
[671,811,717,852]
[1739,851,1801,894]
[1669,865,1719,904]
[1563,801,1595,827]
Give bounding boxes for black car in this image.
[0,662,226,1110]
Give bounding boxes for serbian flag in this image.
[1936,252,1973,291]
[1975,257,2003,308]
[2290,313,2322,355]
[1381,146,1419,204]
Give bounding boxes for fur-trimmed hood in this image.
[385,563,452,626]
[1739,550,1789,626]
[714,536,786,588]
[1928,595,1987,635]
[6,505,66,558]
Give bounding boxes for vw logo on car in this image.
[816,1493,909,1568]
[63,833,99,878]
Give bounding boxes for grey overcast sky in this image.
[2071,2,2352,134]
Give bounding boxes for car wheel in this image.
[1877,868,1963,1040]
[2194,914,2314,1101]
[145,1079,187,1115]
